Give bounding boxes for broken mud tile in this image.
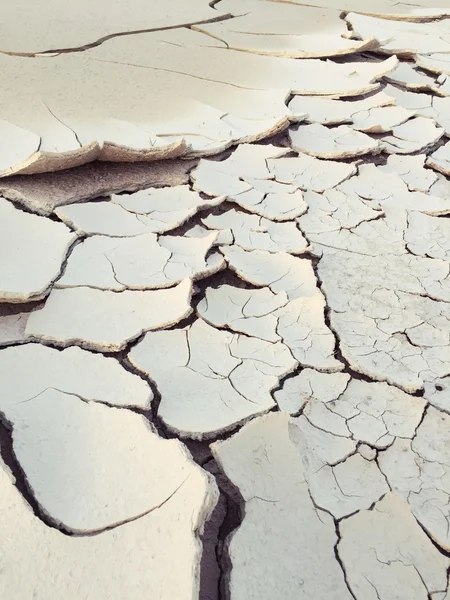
[346,12,450,55]
[415,52,450,76]
[430,173,450,199]
[192,162,251,198]
[0,198,76,303]
[211,412,354,600]
[0,302,40,347]
[0,342,152,411]
[194,0,377,58]
[289,91,395,126]
[129,319,297,439]
[298,188,383,245]
[221,246,319,300]
[55,186,224,236]
[339,163,450,214]
[306,208,406,257]
[191,150,309,221]
[379,154,438,192]
[0,120,40,177]
[0,0,227,54]
[195,144,289,181]
[383,84,450,134]
[339,162,410,200]
[383,82,433,112]
[184,223,234,246]
[0,453,218,600]
[405,211,450,260]
[8,389,214,533]
[202,209,309,254]
[308,453,389,519]
[24,278,193,352]
[289,123,380,159]
[267,153,357,192]
[57,232,224,290]
[385,61,442,94]
[379,407,450,551]
[381,116,444,154]
[196,284,341,370]
[275,294,343,371]
[232,183,308,222]
[197,285,289,342]
[0,159,193,216]
[325,379,426,448]
[427,140,450,176]
[424,376,450,414]
[351,106,413,133]
[274,369,350,414]
[290,414,356,469]
[338,492,450,600]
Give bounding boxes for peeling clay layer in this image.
[4,2,450,600]
[0,23,399,177]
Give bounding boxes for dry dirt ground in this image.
[1,1,450,599]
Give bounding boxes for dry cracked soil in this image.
[2,1,450,599]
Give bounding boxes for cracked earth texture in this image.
[2,1,450,599]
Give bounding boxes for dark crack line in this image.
[3,13,236,57]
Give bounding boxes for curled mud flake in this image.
[416,52,450,76]
[289,91,396,126]
[347,12,450,55]
[194,0,378,59]
[283,0,450,20]
[381,117,444,155]
[385,61,443,94]
[427,140,450,177]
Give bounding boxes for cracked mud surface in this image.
[2,1,450,599]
